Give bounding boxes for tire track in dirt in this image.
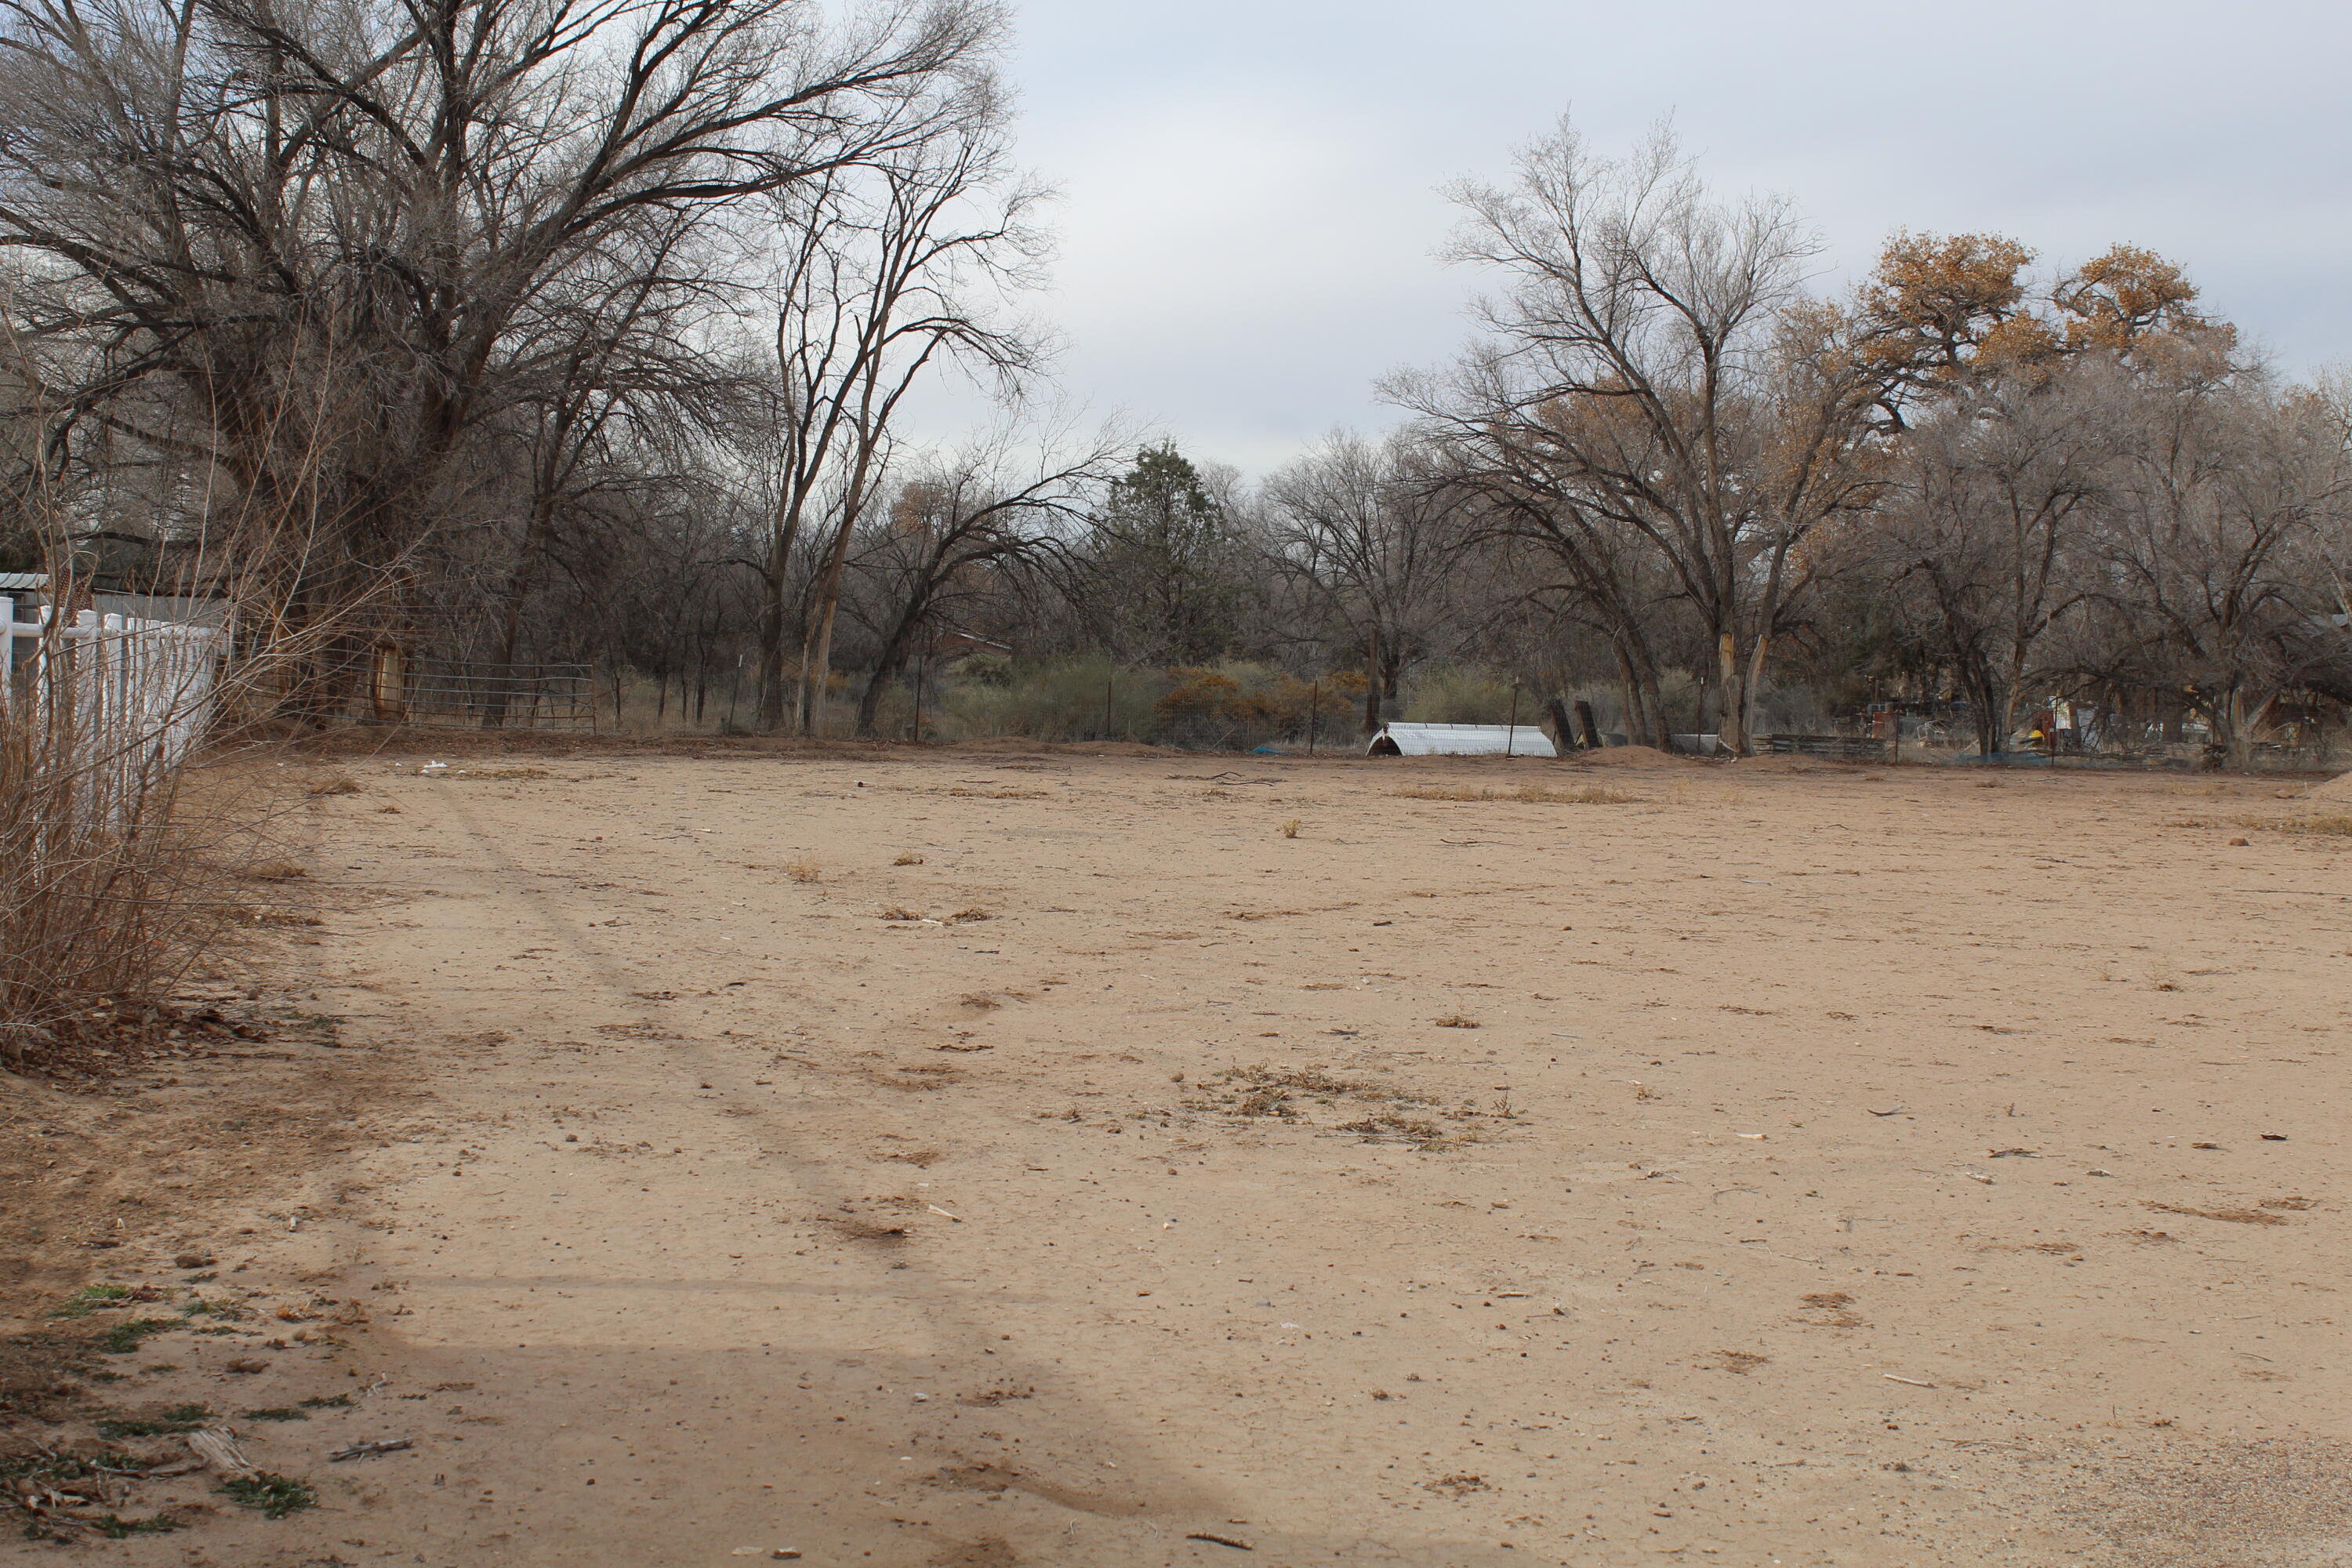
[272,771,1508,1567]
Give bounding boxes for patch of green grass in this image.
[95,1403,212,1439]
[90,1513,182,1538]
[297,1393,354,1410]
[94,1318,174,1355]
[0,1449,160,1485]
[238,1406,309,1422]
[218,1472,316,1518]
[51,1283,131,1319]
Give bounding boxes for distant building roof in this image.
[0,572,48,592]
[1368,721,1558,758]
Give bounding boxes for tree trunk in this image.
[1613,639,1668,750]
[1742,633,1772,752]
[1715,631,1750,757]
[855,599,932,739]
[2221,687,2277,771]
[800,562,851,738]
[756,567,791,731]
[1969,667,2004,757]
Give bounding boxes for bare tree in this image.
[1403,119,1882,753]
[0,0,999,704]
[840,415,1121,735]
[1878,362,2114,754]
[750,71,1048,733]
[2081,361,2352,764]
[1262,430,1465,733]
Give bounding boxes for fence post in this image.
[912,646,926,743]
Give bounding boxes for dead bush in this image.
[0,647,283,1073]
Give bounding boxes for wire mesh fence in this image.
[397,659,597,731]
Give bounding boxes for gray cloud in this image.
[916,0,2352,474]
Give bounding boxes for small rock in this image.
[175,1252,216,1270]
[2227,837,2250,847]
[225,1358,267,1374]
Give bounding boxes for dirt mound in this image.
[2308,771,2352,802]
[1576,744,1690,770]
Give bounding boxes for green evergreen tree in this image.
[1084,444,1243,664]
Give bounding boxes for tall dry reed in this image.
[0,623,232,1067]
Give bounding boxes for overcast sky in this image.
[922,1,2352,475]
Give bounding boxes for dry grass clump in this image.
[1432,1013,1479,1029]
[1396,782,1637,804]
[1337,1109,1447,1145]
[2247,814,2352,838]
[893,851,925,866]
[2,685,293,1073]
[1424,1473,1490,1497]
[304,771,361,797]
[785,858,822,884]
[1279,817,1301,838]
[2144,1200,2287,1225]
[872,904,993,926]
[1216,1062,1373,1117]
[1207,1062,1405,1120]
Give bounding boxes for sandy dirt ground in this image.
[9,745,2352,1568]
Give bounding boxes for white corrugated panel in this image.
[1368,722,1559,757]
